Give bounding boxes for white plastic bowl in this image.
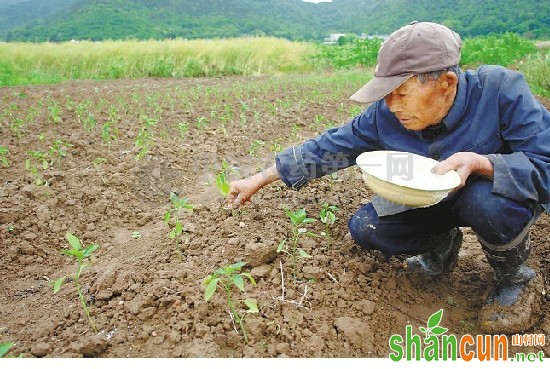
[356,151,461,207]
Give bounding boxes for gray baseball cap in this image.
[350,21,462,104]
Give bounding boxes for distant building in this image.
[323,33,346,44]
[362,33,390,41]
[323,33,389,44]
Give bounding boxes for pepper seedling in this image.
[25,150,49,186]
[249,140,265,157]
[92,157,107,185]
[204,261,258,343]
[52,232,99,333]
[48,139,72,168]
[215,160,239,197]
[215,171,230,197]
[320,203,339,249]
[279,208,317,282]
[164,192,193,260]
[0,145,9,167]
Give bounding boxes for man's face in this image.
[384,74,456,131]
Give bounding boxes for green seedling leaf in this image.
[430,326,448,336]
[297,248,312,258]
[277,239,286,253]
[245,298,259,313]
[169,192,194,210]
[240,272,256,286]
[221,266,236,275]
[93,157,106,165]
[65,232,82,251]
[169,230,176,239]
[232,274,245,292]
[216,173,230,196]
[303,218,316,224]
[164,210,171,223]
[204,277,219,301]
[229,261,246,270]
[284,208,305,224]
[220,182,230,196]
[283,208,294,221]
[169,192,179,204]
[82,244,99,258]
[321,204,339,225]
[306,231,320,238]
[175,221,183,235]
[62,248,84,261]
[294,209,306,223]
[419,327,427,334]
[52,276,66,293]
[427,309,444,329]
[289,214,298,224]
[0,342,14,358]
[212,266,225,276]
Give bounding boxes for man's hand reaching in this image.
[227,177,261,208]
[226,164,281,209]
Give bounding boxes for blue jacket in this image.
[275,65,550,216]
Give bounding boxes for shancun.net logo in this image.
[389,309,545,362]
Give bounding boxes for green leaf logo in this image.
[422,309,448,338]
[0,342,14,358]
[428,309,443,329]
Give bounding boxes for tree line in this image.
[1,0,548,42]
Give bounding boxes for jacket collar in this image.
[441,71,467,131]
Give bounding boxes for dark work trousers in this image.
[348,179,541,257]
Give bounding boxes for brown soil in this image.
[0,75,548,359]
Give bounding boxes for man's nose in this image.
[386,96,403,112]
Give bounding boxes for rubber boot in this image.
[481,233,535,305]
[478,232,542,333]
[404,227,463,277]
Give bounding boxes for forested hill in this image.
[1,0,548,42]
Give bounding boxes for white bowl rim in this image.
[356,150,461,192]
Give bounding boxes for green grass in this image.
[309,37,383,69]
[460,32,538,67]
[519,47,550,98]
[0,34,547,98]
[0,61,63,86]
[0,37,314,86]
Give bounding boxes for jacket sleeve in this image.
[491,70,550,209]
[275,104,384,189]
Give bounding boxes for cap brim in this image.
[350,74,412,104]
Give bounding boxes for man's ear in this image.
[440,71,458,91]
